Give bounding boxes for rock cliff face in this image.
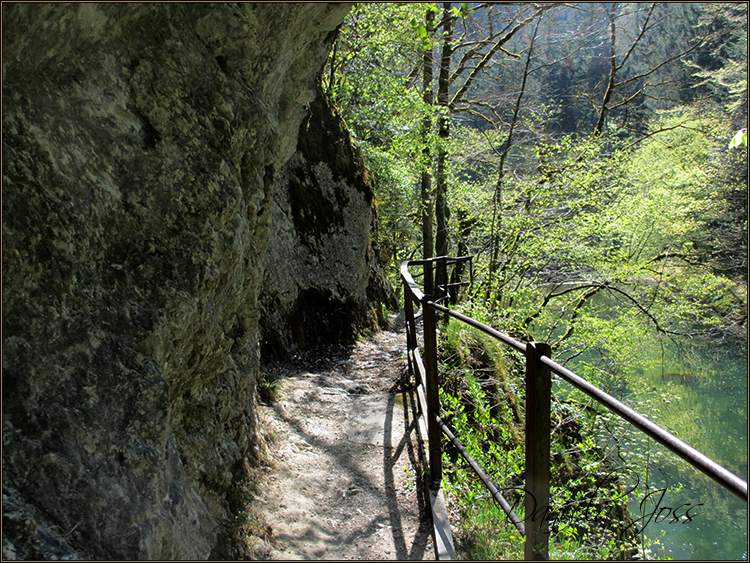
[1,3,361,559]
[259,83,397,360]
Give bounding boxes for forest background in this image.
[325,2,746,560]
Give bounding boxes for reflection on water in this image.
[533,286,747,559]
[622,341,748,561]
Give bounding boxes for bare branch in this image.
[616,3,656,71]
[624,123,713,150]
[450,4,555,108]
[552,285,605,348]
[604,285,683,337]
[594,3,618,135]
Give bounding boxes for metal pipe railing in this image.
[428,300,526,354]
[543,356,748,502]
[401,256,749,560]
[433,411,526,536]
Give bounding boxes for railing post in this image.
[404,280,416,376]
[436,257,448,300]
[525,341,551,561]
[423,297,442,489]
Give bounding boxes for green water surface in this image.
[622,342,748,561]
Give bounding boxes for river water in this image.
[539,294,747,560]
[559,335,748,560]
[620,339,748,561]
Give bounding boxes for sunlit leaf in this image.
[729,127,747,148]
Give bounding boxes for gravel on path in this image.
[246,314,436,560]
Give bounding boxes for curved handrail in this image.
[401,255,473,304]
[403,256,748,505]
[401,260,425,302]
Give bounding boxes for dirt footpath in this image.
[248,315,436,560]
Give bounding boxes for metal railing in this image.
[402,256,748,560]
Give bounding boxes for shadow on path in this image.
[256,316,434,560]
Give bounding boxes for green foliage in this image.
[257,371,282,405]
[365,147,421,275]
[326,3,434,154]
[444,104,745,392]
[438,318,638,560]
[451,499,523,560]
[331,2,746,559]
[328,2,447,275]
[730,127,748,148]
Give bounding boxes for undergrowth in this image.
[438,320,640,560]
[257,371,283,405]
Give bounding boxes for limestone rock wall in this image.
[2,3,351,559]
[260,84,397,360]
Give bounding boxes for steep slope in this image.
[2,3,353,559]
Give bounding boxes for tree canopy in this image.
[325,3,747,558]
[326,1,746,340]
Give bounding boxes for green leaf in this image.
[729,128,747,148]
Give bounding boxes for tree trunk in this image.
[435,3,453,301]
[594,3,618,136]
[421,8,435,268]
[435,3,453,264]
